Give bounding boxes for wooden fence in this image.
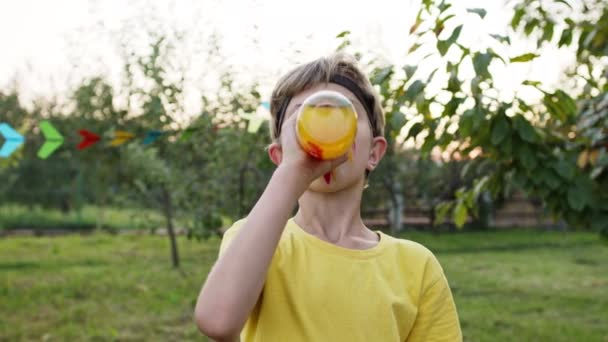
[362,197,558,230]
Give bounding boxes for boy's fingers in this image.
[330,153,349,168]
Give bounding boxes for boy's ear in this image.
[367,136,387,171]
[268,142,283,166]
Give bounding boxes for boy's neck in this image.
[294,178,376,245]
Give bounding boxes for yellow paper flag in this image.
[110,131,135,147]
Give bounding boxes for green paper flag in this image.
[179,127,197,142]
[37,120,64,159]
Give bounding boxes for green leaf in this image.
[555,0,572,9]
[522,80,541,86]
[543,90,577,122]
[518,144,537,171]
[371,66,393,85]
[541,21,555,43]
[404,80,425,102]
[336,31,350,38]
[510,53,539,63]
[435,202,452,225]
[499,136,513,156]
[511,169,528,188]
[437,41,449,57]
[473,176,489,198]
[554,90,577,120]
[441,96,464,117]
[403,65,417,79]
[554,159,575,180]
[410,9,423,34]
[540,168,561,189]
[491,115,510,146]
[420,135,436,157]
[447,74,460,93]
[453,201,468,228]
[471,107,485,131]
[524,19,539,36]
[565,18,575,27]
[558,28,573,47]
[179,128,196,142]
[438,0,452,13]
[459,109,474,137]
[448,24,463,42]
[473,52,493,78]
[567,185,587,211]
[437,25,463,56]
[390,111,407,130]
[407,122,423,139]
[490,34,511,44]
[511,7,525,29]
[467,8,487,19]
[408,43,422,54]
[514,116,538,143]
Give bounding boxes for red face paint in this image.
[323,172,331,184]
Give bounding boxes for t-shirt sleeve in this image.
[218,218,246,257]
[406,254,462,342]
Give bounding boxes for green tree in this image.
[352,0,607,234]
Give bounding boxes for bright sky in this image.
[0,0,576,114]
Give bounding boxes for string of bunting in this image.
[0,102,270,159]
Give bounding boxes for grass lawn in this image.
[0,229,607,341]
[0,205,168,232]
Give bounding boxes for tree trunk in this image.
[162,187,180,268]
[388,180,404,235]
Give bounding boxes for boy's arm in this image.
[195,166,306,341]
[194,113,347,341]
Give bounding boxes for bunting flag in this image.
[78,130,101,150]
[110,131,136,147]
[0,123,25,158]
[241,102,271,134]
[143,130,164,145]
[37,121,64,159]
[179,127,198,142]
[1,99,272,159]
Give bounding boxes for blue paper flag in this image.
[143,130,164,145]
[0,123,25,158]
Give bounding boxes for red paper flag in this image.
[78,130,101,150]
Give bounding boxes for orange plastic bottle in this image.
[296,90,358,160]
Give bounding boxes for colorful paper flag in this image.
[241,103,270,134]
[179,127,198,142]
[37,121,64,159]
[0,123,25,158]
[110,131,135,147]
[78,130,101,150]
[143,130,163,145]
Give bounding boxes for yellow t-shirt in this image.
[218,218,462,342]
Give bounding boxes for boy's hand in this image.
[275,112,349,186]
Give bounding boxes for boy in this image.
[195,53,462,341]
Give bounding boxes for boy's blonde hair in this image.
[269,53,385,141]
